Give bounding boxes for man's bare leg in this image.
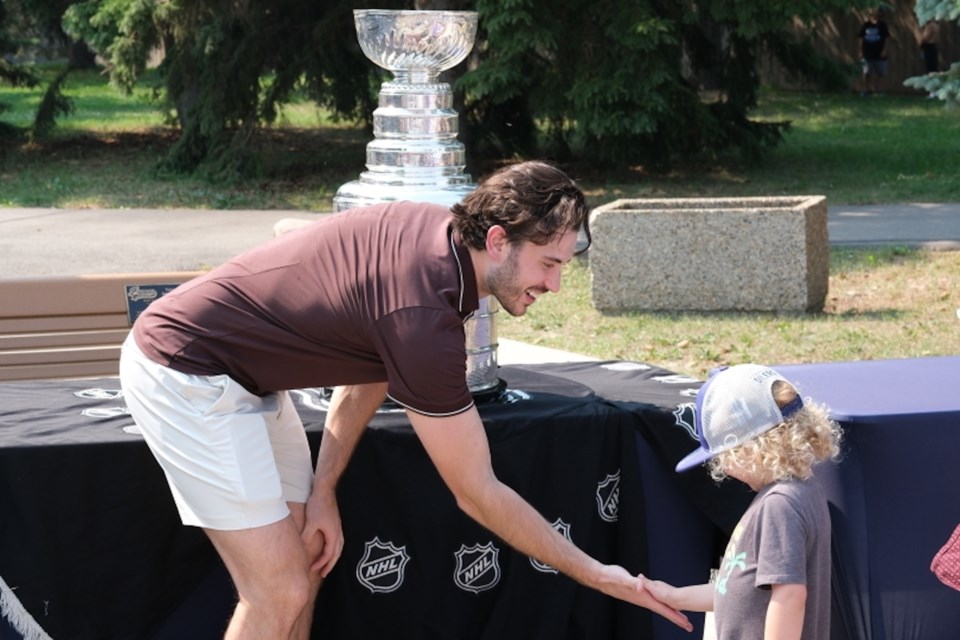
[205,513,315,640]
[288,501,324,640]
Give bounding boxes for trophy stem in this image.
[393,70,439,85]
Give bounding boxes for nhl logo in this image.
[674,402,697,441]
[500,388,532,404]
[454,542,501,593]
[530,519,572,574]
[290,388,405,415]
[81,407,131,419]
[356,537,410,594]
[596,471,620,523]
[74,388,124,400]
[654,373,700,385]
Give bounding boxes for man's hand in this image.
[302,488,344,577]
[407,408,693,632]
[641,574,715,616]
[599,566,692,632]
[308,382,387,577]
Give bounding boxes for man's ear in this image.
[485,225,509,259]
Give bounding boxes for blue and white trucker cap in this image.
[675,364,804,473]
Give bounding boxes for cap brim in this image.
[675,447,715,473]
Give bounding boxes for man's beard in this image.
[485,246,527,317]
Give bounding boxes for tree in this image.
[462,0,871,169]
[1,2,40,143]
[904,0,960,107]
[0,2,74,146]
[63,0,400,180]
[1,0,104,144]
[10,0,98,69]
[62,0,873,177]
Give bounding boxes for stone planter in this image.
[588,196,828,312]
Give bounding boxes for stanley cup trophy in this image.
[336,9,501,394]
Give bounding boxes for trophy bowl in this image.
[354,10,478,75]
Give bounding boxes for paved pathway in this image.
[1,203,959,277]
[828,202,960,249]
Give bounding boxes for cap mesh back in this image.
[699,365,786,453]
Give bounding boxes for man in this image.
[858,7,890,96]
[119,161,692,639]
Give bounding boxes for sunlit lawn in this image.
[3,68,960,209]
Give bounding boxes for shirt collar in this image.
[449,228,479,316]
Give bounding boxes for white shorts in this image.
[119,335,314,530]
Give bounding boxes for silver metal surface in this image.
[335,10,479,212]
[464,300,500,392]
[337,10,499,393]
[354,10,477,77]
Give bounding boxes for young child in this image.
[645,364,842,639]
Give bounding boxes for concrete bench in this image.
[588,196,828,312]
[0,272,202,382]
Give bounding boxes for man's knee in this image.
[273,571,313,617]
[207,520,314,619]
[245,567,312,622]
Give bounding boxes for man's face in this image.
[485,229,579,317]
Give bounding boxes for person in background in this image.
[920,18,941,74]
[641,364,842,639]
[858,7,891,96]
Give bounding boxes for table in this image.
[775,357,960,640]
[0,362,749,640]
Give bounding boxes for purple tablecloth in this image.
[776,357,960,640]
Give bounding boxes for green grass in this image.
[581,90,960,207]
[0,68,163,131]
[0,67,343,131]
[3,71,960,209]
[0,68,364,210]
[502,247,960,379]
[751,91,960,203]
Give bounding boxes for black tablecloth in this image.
[0,361,748,640]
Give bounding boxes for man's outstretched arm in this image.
[407,407,693,632]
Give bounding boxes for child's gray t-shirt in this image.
[713,477,832,639]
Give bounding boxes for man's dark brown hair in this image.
[452,161,591,254]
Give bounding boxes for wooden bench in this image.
[0,272,202,382]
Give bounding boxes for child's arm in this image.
[642,578,714,613]
[764,583,806,640]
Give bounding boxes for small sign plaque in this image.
[124,283,182,325]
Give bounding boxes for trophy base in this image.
[334,179,475,212]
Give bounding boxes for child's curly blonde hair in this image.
[708,380,842,484]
